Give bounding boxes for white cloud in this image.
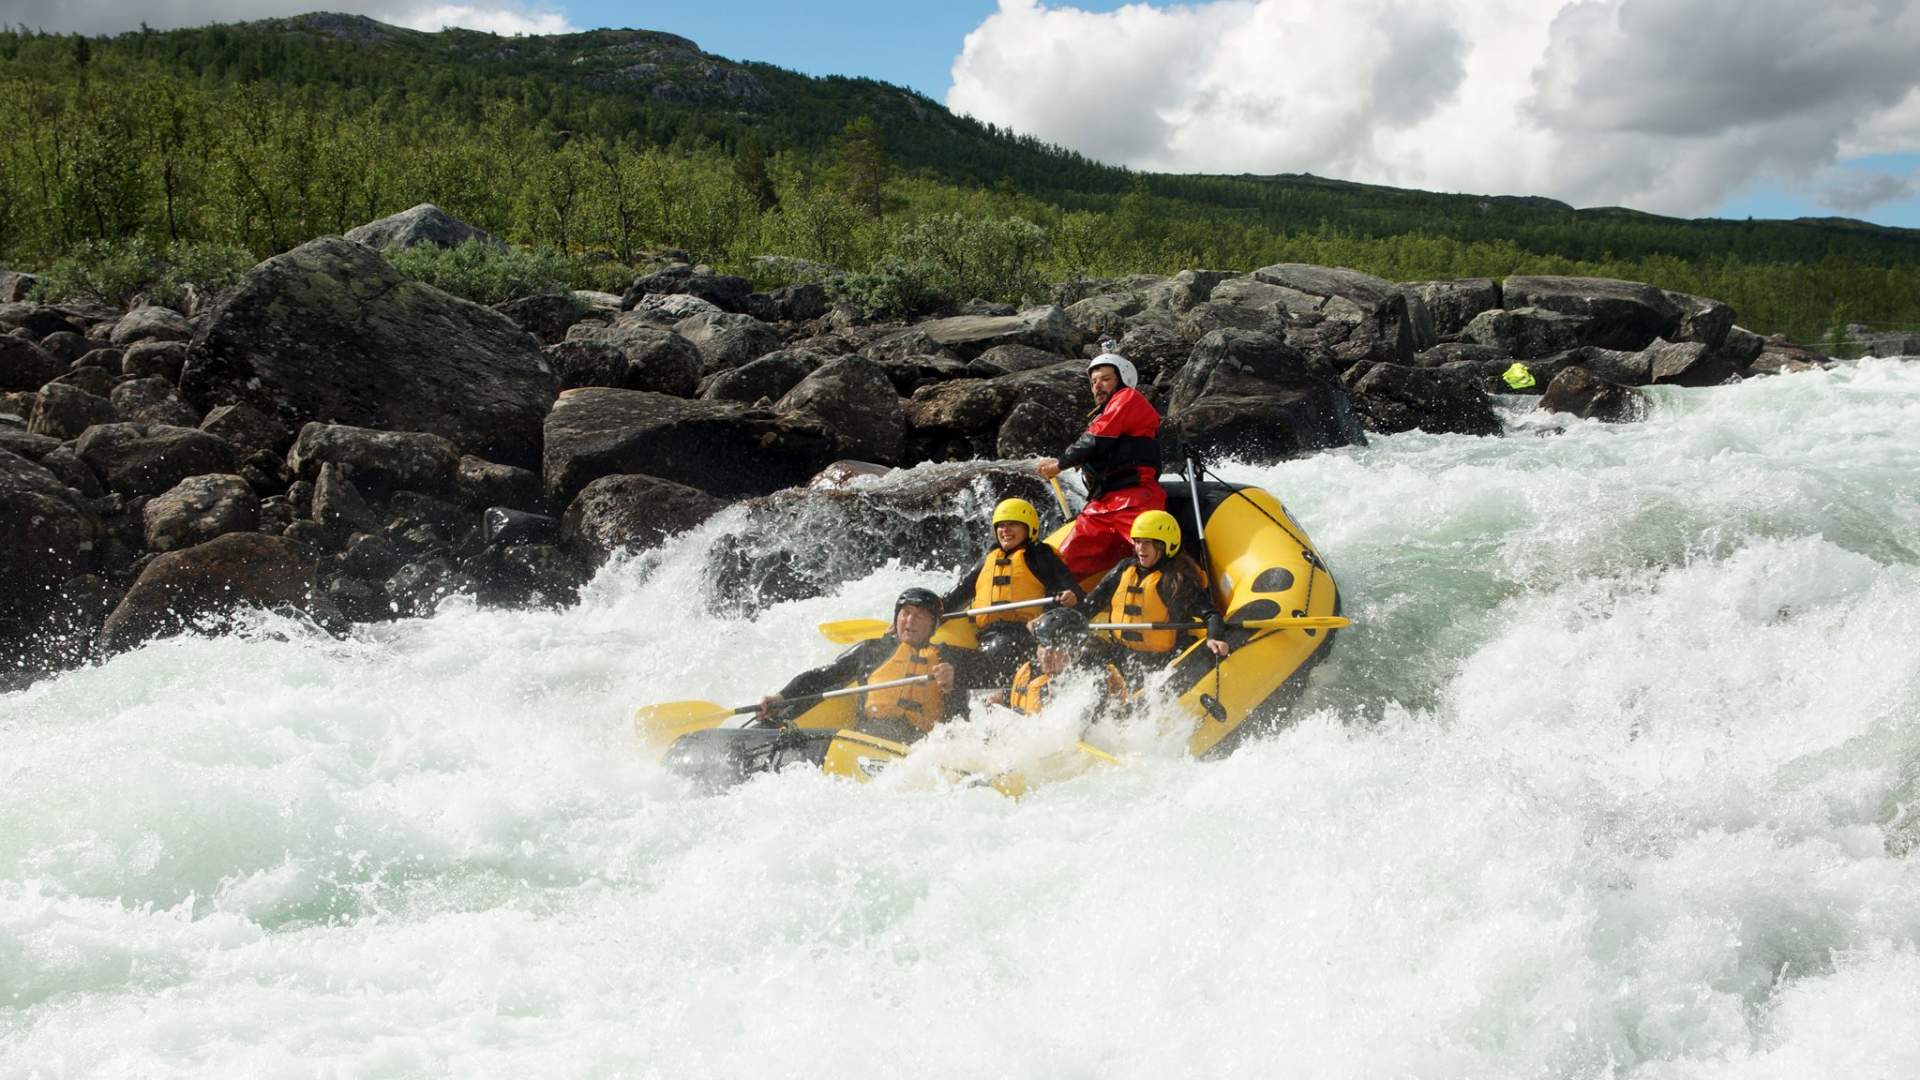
[947,0,1920,217]
[6,0,575,37]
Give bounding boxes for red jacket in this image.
[1059,387,1161,499]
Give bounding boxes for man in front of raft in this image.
[1035,342,1166,580]
[757,587,983,743]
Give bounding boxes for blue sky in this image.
[19,0,1920,229]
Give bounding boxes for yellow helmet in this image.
[991,498,1040,534]
[1129,509,1182,557]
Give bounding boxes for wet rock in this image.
[456,455,545,513]
[1163,329,1365,463]
[236,449,292,497]
[384,491,476,545]
[29,382,116,440]
[559,473,728,565]
[345,202,506,253]
[1747,343,1828,375]
[1645,338,1739,387]
[142,473,259,552]
[1501,275,1683,351]
[287,422,461,498]
[543,387,836,504]
[110,377,200,427]
[97,532,313,655]
[1664,291,1734,350]
[1537,364,1647,423]
[705,462,1058,611]
[1343,361,1503,437]
[311,462,382,533]
[384,557,463,617]
[1720,325,1766,367]
[110,305,193,346]
[0,336,64,391]
[181,236,557,466]
[775,356,905,464]
[460,543,587,607]
[0,448,101,643]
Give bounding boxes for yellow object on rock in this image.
[1502,362,1537,390]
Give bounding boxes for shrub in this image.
[383,241,575,305]
[890,212,1049,307]
[29,238,254,309]
[832,257,948,319]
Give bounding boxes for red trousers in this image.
[1055,481,1166,581]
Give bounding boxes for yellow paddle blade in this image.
[1242,615,1350,631]
[1076,741,1121,765]
[818,618,890,644]
[633,700,738,749]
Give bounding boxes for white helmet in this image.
[1087,338,1138,388]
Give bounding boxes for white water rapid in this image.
[5,361,1919,1078]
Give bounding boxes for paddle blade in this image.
[818,618,890,644]
[633,700,737,749]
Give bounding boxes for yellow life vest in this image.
[862,641,947,732]
[971,545,1048,624]
[1107,563,1180,653]
[1009,660,1129,715]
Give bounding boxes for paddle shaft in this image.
[1087,616,1348,631]
[761,674,934,713]
[950,597,1055,619]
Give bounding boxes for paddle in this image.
[1048,475,1072,518]
[1087,615,1350,632]
[634,675,934,749]
[818,597,1058,645]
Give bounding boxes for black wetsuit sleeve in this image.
[1029,542,1084,598]
[1057,430,1111,472]
[944,554,986,613]
[778,639,884,701]
[935,643,987,718]
[1083,561,1128,615]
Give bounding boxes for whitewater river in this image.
[5,361,1919,1078]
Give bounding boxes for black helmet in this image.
[1031,606,1090,645]
[894,587,942,617]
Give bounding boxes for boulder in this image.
[672,310,783,373]
[1461,306,1591,359]
[72,347,125,373]
[1720,325,1766,366]
[1406,278,1501,340]
[1114,324,1191,386]
[1537,365,1647,423]
[97,533,313,655]
[861,328,963,365]
[1501,275,1683,350]
[1644,338,1738,387]
[698,350,820,403]
[870,353,977,395]
[621,264,754,314]
[559,473,729,565]
[109,377,200,427]
[143,473,259,552]
[974,343,1065,374]
[1343,362,1503,437]
[0,448,100,636]
[0,427,59,460]
[110,305,193,346]
[769,282,829,322]
[493,292,588,345]
[199,403,295,459]
[557,321,703,395]
[705,463,1057,611]
[456,455,545,513]
[49,365,115,398]
[542,387,838,505]
[905,362,1091,461]
[0,271,38,302]
[1164,329,1366,463]
[630,292,722,323]
[1415,342,1503,367]
[774,355,905,464]
[180,236,557,466]
[29,383,116,440]
[996,398,1077,459]
[909,306,1080,360]
[73,423,238,499]
[1250,263,1417,365]
[37,331,92,365]
[1664,291,1734,350]
[1747,342,1827,375]
[287,422,461,498]
[0,336,63,392]
[310,462,382,534]
[345,203,506,253]
[0,304,83,340]
[121,340,189,382]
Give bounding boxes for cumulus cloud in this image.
[7,0,575,37]
[948,0,1920,217]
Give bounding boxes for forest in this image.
[4,17,1919,345]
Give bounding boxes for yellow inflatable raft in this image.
[652,477,1341,787]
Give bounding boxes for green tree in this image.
[832,115,888,220]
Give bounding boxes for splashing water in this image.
[4,362,1919,1077]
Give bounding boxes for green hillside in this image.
[3,13,1918,343]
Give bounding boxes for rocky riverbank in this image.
[0,205,1843,687]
